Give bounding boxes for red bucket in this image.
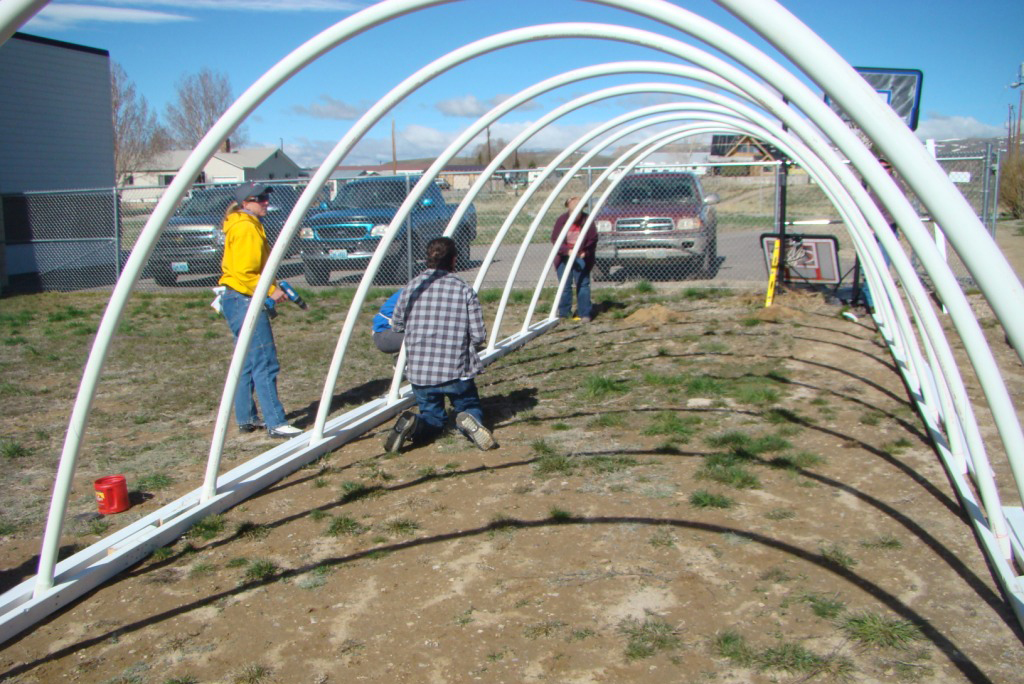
[94,475,129,514]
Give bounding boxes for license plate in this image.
[171,262,190,273]
[329,249,348,258]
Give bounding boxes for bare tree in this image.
[164,67,248,149]
[110,62,167,185]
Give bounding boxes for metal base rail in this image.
[0,320,555,646]
[876,310,1024,626]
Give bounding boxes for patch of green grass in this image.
[382,518,420,536]
[801,592,845,619]
[697,453,761,489]
[590,412,626,428]
[226,557,249,568]
[633,280,655,294]
[740,317,762,327]
[580,453,638,473]
[618,616,681,661]
[860,534,903,550]
[580,374,629,400]
[551,422,572,431]
[325,515,367,537]
[525,619,568,639]
[885,437,914,454]
[820,543,858,569]
[714,630,755,666]
[689,489,735,509]
[242,559,277,583]
[859,411,884,426]
[643,411,700,441]
[685,374,725,396]
[163,676,199,684]
[768,451,824,470]
[0,438,30,460]
[455,607,475,626]
[185,514,225,541]
[758,567,793,583]
[756,642,829,674]
[532,440,575,476]
[150,546,174,562]
[235,521,270,540]
[568,627,597,641]
[298,564,332,590]
[339,481,380,503]
[764,407,803,424]
[189,561,216,578]
[706,431,791,457]
[549,507,573,522]
[649,528,676,548]
[134,473,173,491]
[231,663,273,684]
[841,612,923,649]
[308,509,327,522]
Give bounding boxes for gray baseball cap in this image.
[234,182,273,203]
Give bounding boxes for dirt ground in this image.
[2,239,1024,682]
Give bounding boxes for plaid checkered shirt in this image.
[392,269,485,386]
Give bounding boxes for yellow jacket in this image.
[219,210,277,297]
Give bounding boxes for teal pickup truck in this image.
[297,176,476,285]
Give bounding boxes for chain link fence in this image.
[0,154,1002,295]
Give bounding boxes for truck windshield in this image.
[330,182,409,209]
[607,176,697,206]
[176,188,233,217]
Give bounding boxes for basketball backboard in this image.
[824,67,924,131]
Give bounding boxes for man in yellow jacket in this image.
[218,182,301,438]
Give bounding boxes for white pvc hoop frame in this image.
[0,0,1020,643]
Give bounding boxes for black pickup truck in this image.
[297,176,476,285]
[147,184,302,286]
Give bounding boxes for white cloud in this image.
[25,0,367,29]
[435,94,541,118]
[292,95,366,121]
[915,114,1004,141]
[26,4,192,30]
[285,119,613,168]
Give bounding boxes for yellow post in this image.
[765,238,781,307]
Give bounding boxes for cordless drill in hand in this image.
[265,281,308,319]
[278,281,308,310]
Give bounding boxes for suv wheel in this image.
[701,236,718,278]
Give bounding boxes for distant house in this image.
[129,146,303,196]
[0,33,116,291]
[709,134,785,176]
[635,152,711,175]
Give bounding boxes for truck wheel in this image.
[154,270,178,287]
[305,265,330,286]
[701,236,718,278]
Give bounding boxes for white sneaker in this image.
[455,412,496,450]
[267,424,302,438]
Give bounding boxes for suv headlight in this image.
[370,224,389,237]
[299,226,315,239]
[596,220,612,233]
[676,218,700,230]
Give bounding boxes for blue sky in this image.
[20,0,1024,167]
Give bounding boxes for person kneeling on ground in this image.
[382,237,496,452]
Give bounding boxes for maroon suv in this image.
[593,171,719,279]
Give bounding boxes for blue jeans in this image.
[556,258,592,319]
[221,288,288,429]
[411,378,484,440]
